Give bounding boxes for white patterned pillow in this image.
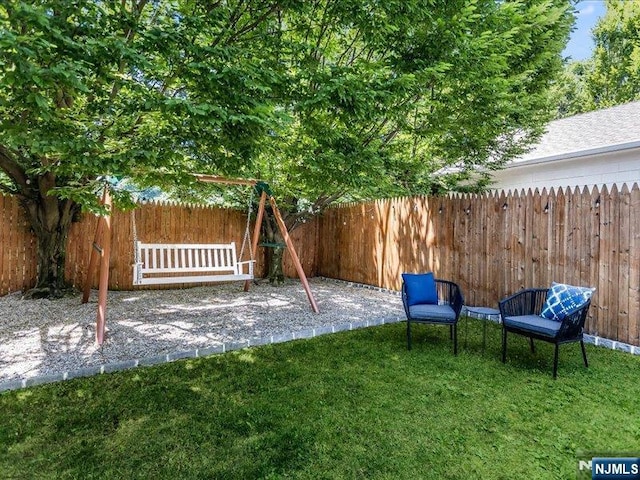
[540,282,595,322]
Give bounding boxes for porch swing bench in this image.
[84,175,320,346]
[133,241,255,286]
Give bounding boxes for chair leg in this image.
[553,344,559,379]
[449,325,453,340]
[529,337,535,353]
[581,340,589,368]
[501,329,507,363]
[453,324,458,356]
[406,320,412,350]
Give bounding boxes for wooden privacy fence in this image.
[0,195,37,294]
[0,196,319,294]
[318,184,640,346]
[1,184,639,345]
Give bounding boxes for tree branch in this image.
[0,183,17,195]
[210,0,245,48]
[108,0,151,103]
[287,190,346,232]
[0,145,29,193]
[336,29,362,66]
[227,2,280,45]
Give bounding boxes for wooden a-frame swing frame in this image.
[82,174,319,345]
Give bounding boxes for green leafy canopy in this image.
[0,0,573,214]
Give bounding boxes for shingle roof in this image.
[515,100,640,163]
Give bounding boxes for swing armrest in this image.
[236,260,256,276]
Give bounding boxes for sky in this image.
[562,0,607,61]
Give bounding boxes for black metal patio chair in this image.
[498,285,593,379]
[401,274,464,354]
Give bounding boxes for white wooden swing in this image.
[83,175,319,345]
[130,191,255,286]
[132,242,254,285]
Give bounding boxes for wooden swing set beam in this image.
[269,196,319,313]
[192,173,258,186]
[83,175,319,345]
[195,175,318,311]
[245,189,267,292]
[81,188,112,345]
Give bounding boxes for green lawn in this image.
[1,319,638,479]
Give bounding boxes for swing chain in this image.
[131,209,138,246]
[131,209,143,284]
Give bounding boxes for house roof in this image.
[512,100,640,167]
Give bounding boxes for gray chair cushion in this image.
[408,304,456,323]
[503,314,562,338]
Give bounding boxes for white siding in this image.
[489,148,640,192]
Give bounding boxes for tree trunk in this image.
[267,244,286,285]
[20,193,79,298]
[263,211,287,285]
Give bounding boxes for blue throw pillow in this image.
[540,282,595,322]
[402,272,438,306]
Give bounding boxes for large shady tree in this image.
[0,0,292,296]
[248,0,574,280]
[0,0,573,294]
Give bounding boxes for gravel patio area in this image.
[0,278,404,390]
